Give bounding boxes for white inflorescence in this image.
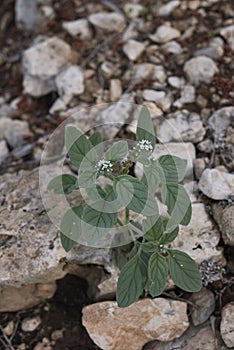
[137,139,153,151]
[95,159,113,173]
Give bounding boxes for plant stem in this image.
[117,218,124,226]
[125,208,130,224]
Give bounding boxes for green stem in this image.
[125,208,130,224]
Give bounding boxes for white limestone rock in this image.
[162,40,182,54]
[142,89,166,102]
[184,56,218,86]
[157,1,180,16]
[62,19,92,39]
[0,169,112,288]
[172,203,223,264]
[199,168,234,200]
[123,39,145,61]
[156,110,205,143]
[89,12,126,32]
[150,25,180,43]
[0,140,9,164]
[0,117,32,148]
[55,65,84,104]
[132,63,166,84]
[173,85,196,108]
[220,25,234,50]
[109,79,122,102]
[15,0,41,31]
[82,298,189,350]
[220,302,234,348]
[22,37,75,97]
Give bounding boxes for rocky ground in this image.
[0,0,234,349]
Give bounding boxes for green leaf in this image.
[161,184,192,229]
[136,106,155,150]
[160,226,179,245]
[60,232,75,252]
[60,205,84,248]
[78,168,97,188]
[167,249,202,292]
[65,126,97,169]
[116,252,147,307]
[141,241,159,252]
[89,131,103,155]
[82,205,117,228]
[143,215,163,241]
[157,155,187,183]
[47,174,78,194]
[142,162,161,193]
[148,252,168,297]
[114,175,158,216]
[105,141,128,162]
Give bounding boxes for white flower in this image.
[137,139,153,152]
[95,159,113,173]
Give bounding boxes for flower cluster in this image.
[137,139,153,151]
[95,159,113,173]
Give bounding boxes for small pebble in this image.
[21,316,41,332]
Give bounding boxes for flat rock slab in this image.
[199,168,234,200]
[82,298,189,350]
[0,169,111,288]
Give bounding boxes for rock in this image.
[62,19,92,39]
[109,79,122,102]
[208,106,234,140]
[0,283,56,312]
[168,76,185,89]
[145,323,217,350]
[51,329,64,341]
[132,63,166,84]
[184,56,218,86]
[101,61,116,78]
[22,37,75,97]
[3,321,14,336]
[0,140,9,164]
[21,316,42,332]
[220,302,234,348]
[198,168,234,200]
[194,158,207,179]
[97,94,134,138]
[0,117,32,148]
[49,97,67,114]
[22,74,56,97]
[122,22,139,41]
[194,37,224,59]
[189,288,215,326]
[157,0,180,16]
[40,5,55,20]
[82,298,189,350]
[150,25,180,44]
[173,85,196,108]
[123,39,145,61]
[55,65,84,104]
[212,203,234,246]
[172,203,223,264]
[156,110,205,143]
[15,0,41,31]
[142,89,166,102]
[0,168,112,288]
[197,139,213,153]
[220,25,234,50]
[161,40,182,54]
[88,12,125,32]
[124,4,144,18]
